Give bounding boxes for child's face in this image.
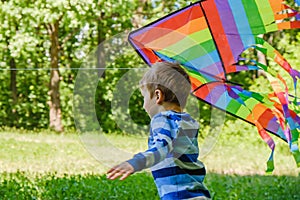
[140,86,159,118]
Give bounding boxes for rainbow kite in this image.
[128,0,300,173]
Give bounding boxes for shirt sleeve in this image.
[127,114,175,172]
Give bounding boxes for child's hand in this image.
[107,162,134,180]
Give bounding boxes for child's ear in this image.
[154,89,164,104]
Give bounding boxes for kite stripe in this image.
[202,0,235,69]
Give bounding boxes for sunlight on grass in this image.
[0,130,105,175]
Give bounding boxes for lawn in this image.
[0,123,299,199]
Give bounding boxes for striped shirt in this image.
[127,111,211,200]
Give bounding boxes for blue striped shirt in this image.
[127,111,211,199]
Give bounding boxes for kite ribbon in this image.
[255,120,275,174]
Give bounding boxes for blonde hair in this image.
[140,62,191,108]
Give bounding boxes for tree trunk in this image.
[10,58,17,103]
[10,57,17,125]
[48,21,63,132]
[97,15,106,78]
[132,0,148,28]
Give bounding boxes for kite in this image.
[128,0,300,173]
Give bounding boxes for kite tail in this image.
[251,37,300,168]
[254,120,275,174]
[226,85,278,173]
[226,38,300,172]
[231,37,300,171]
[273,2,300,30]
[254,37,300,114]
[254,37,299,82]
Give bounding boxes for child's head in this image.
[139,62,191,110]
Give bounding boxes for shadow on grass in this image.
[0,171,298,199]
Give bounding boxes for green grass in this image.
[0,123,299,199]
[0,172,159,200]
[206,173,299,200]
[0,172,298,199]
[0,129,105,175]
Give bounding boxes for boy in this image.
[107,62,211,200]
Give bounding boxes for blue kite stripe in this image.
[216,0,244,59]
[228,0,255,46]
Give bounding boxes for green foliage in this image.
[0,0,299,132]
[0,0,138,130]
[95,51,150,133]
[0,172,159,200]
[0,70,49,128]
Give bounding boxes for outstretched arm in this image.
[107,114,174,180]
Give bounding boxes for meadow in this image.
[0,120,299,200]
